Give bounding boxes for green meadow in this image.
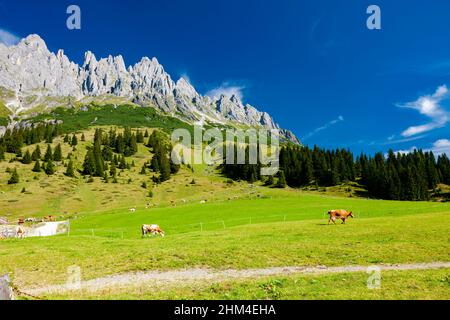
[0,126,449,299]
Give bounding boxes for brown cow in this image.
[16,225,25,238]
[142,224,165,238]
[327,209,354,225]
[43,215,56,222]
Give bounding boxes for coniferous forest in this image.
[1,124,449,201]
[222,145,450,201]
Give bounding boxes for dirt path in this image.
[26,262,450,295]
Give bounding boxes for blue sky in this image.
[0,0,449,155]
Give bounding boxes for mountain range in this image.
[0,34,298,143]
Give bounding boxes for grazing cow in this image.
[129,208,136,213]
[43,215,56,222]
[16,225,25,239]
[142,224,165,238]
[327,209,354,225]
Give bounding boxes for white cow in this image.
[142,224,165,238]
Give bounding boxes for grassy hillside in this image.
[29,104,195,134]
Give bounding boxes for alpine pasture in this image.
[0,126,449,299]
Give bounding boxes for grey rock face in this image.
[0,34,298,142]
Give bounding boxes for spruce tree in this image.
[31,145,41,161]
[44,160,55,175]
[65,159,75,177]
[71,134,78,146]
[53,144,63,161]
[0,145,5,161]
[82,150,96,176]
[8,168,19,184]
[44,144,53,161]
[159,154,171,182]
[32,160,41,172]
[22,150,32,164]
[109,162,117,177]
[276,171,287,188]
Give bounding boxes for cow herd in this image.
[1,208,354,240]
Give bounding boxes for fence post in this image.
[91,229,94,237]
[222,221,226,229]
[200,223,203,232]
[0,274,13,300]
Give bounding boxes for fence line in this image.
[63,206,450,240]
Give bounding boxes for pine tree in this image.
[276,171,287,188]
[8,168,19,184]
[136,130,144,143]
[82,150,96,176]
[109,162,117,177]
[118,155,127,169]
[22,150,32,164]
[44,160,55,175]
[0,145,5,161]
[159,154,171,182]
[44,144,53,161]
[31,145,41,161]
[53,144,63,161]
[65,159,75,177]
[71,134,78,146]
[80,134,85,142]
[32,160,41,172]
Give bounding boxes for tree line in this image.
[222,144,450,201]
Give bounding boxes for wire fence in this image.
[66,212,326,240]
[42,203,449,240]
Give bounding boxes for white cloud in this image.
[302,115,344,141]
[381,134,426,145]
[206,82,245,100]
[430,139,450,156]
[397,85,450,137]
[0,29,20,46]
[393,139,450,156]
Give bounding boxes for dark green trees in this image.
[65,159,75,177]
[53,144,63,161]
[8,168,19,184]
[32,160,41,172]
[222,143,448,201]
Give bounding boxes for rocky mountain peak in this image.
[0,34,299,143]
[20,34,47,50]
